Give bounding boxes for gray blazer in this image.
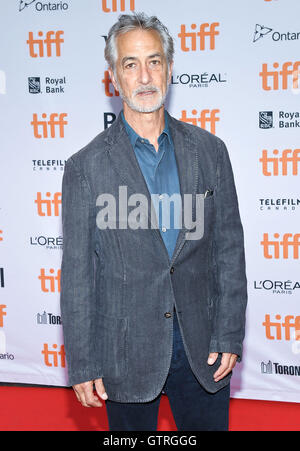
[60,111,248,402]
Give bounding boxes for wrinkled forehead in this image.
[115,28,165,63]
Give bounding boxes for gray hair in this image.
[104,12,174,73]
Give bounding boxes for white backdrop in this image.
[0,0,299,403]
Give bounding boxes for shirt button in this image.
[162,227,167,232]
[159,194,164,200]
[170,267,175,274]
[164,312,172,318]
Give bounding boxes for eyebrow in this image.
[121,53,163,66]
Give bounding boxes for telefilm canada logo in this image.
[253,24,300,43]
[32,158,66,171]
[258,198,300,211]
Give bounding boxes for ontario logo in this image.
[254,24,300,43]
[19,0,69,12]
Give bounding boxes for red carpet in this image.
[0,386,299,431]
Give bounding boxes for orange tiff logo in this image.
[102,0,135,12]
[260,149,300,176]
[31,113,68,138]
[35,192,61,217]
[259,61,300,91]
[263,314,300,340]
[0,229,3,242]
[102,70,119,97]
[38,268,61,293]
[178,23,219,51]
[27,31,64,58]
[0,305,6,328]
[261,233,300,259]
[42,343,66,367]
[179,109,220,135]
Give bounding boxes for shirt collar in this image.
[121,109,172,148]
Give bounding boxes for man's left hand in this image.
[207,352,238,382]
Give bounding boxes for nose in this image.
[138,63,152,85]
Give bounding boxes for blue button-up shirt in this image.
[121,110,181,262]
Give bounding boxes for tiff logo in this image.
[38,268,61,293]
[27,30,64,57]
[0,305,7,328]
[35,192,61,216]
[260,149,300,176]
[178,23,220,51]
[42,343,65,367]
[179,109,220,135]
[261,233,300,259]
[31,113,68,138]
[263,314,300,340]
[102,71,119,97]
[101,0,135,12]
[260,61,300,91]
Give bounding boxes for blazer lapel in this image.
[104,111,200,264]
[166,112,200,265]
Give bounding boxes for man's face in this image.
[109,28,173,113]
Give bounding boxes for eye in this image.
[150,60,161,66]
[125,62,136,69]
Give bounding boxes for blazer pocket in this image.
[97,312,128,384]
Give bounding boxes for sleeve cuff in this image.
[209,340,243,362]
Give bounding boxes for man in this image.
[60,13,248,431]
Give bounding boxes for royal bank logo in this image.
[28,76,41,93]
[259,111,273,129]
[254,24,300,43]
[28,76,67,94]
[259,111,300,129]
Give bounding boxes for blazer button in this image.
[164,312,172,318]
[170,267,175,274]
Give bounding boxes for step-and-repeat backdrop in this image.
[0,0,299,403]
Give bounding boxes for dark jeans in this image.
[105,309,230,431]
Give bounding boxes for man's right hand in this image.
[73,378,108,407]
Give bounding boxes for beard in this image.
[115,79,169,113]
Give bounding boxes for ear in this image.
[167,61,174,85]
[108,67,119,92]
